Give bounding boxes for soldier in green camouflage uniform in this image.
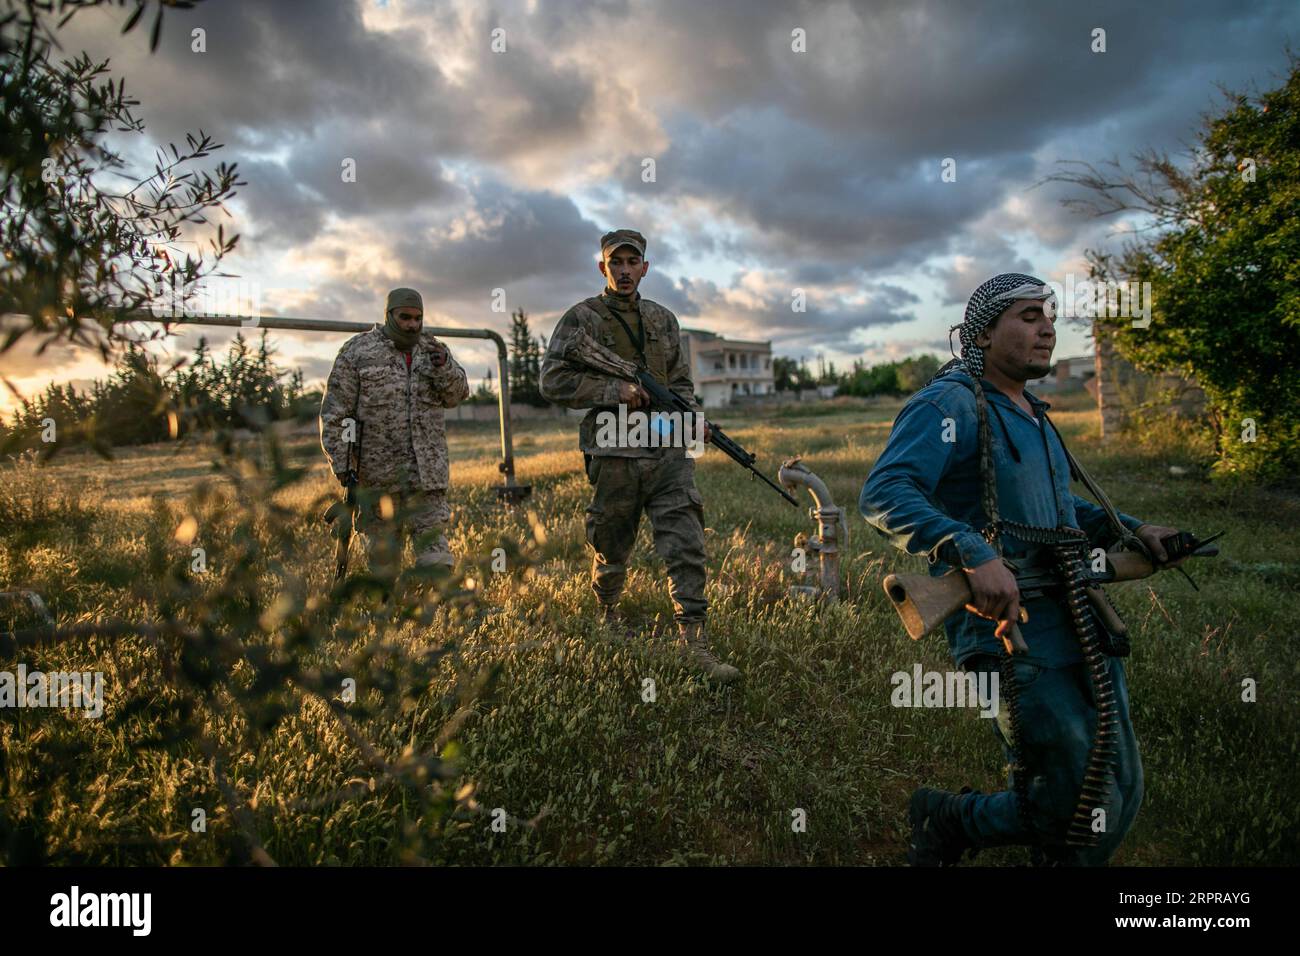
[319,287,470,573]
[540,229,739,682]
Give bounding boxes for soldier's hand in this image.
[428,341,449,367]
[618,381,650,410]
[338,469,358,488]
[963,557,1023,647]
[703,422,712,443]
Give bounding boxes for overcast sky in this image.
[3,0,1296,411]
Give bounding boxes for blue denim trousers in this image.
[957,654,1144,865]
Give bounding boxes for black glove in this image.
[337,469,358,488]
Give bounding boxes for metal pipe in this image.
[778,456,846,601]
[116,312,531,502]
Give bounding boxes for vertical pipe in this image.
[485,329,529,502]
[778,457,844,601]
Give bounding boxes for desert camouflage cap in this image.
[386,287,423,312]
[600,229,646,259]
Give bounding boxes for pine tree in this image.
[507,309,549,406]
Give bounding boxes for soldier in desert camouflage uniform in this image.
[540,229,739,683]
[319,287,470,573]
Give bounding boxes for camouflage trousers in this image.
[584,453,707,623]
[354,484,454,571]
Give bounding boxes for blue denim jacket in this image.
[860,370,1143,668]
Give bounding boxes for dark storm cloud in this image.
[609,0,1293,158]
[659,275,919,353]
[655,110,1035,271]
[235,159,328,247]
[638,272,695,318]
[415,188,592,290]
[57,0,448,145]
[18,0,1296,377]
[374,183,692,342]
[779,282,921,352]
[926,235,1038,308]
[285,132,459,219]
[59,0,1300,220]
[605,0,1299,276]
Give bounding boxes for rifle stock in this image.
[882,549,1162,642]
[882,570,970,642]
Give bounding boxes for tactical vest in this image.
[584,294,670,387]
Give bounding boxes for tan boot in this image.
[679,621,740,683]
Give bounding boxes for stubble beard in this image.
[1023,356,1052,379]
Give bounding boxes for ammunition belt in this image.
[988,519,1117,851]
[1051,537,1119,848]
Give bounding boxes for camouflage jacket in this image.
[539,290,700,458]
[319,328,469,491]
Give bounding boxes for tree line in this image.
[773,353,943,397]
[0,332,311,453]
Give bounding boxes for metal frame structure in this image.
[121,313,531,502]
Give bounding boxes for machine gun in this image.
[882,530,1222,651]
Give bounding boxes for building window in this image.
[729,354,736,369]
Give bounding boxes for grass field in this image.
[1,394,1296,865]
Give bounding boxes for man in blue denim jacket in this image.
[861,273,1181,865]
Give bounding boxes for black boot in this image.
[907,786,978,866]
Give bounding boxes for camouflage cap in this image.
[600,229,647,259]
[386,287,423,312]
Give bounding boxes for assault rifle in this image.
[882,530,1222,652]
[562,330,797,506]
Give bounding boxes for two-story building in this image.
[679,328,775,408]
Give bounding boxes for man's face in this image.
[392,307,423,334]
[598,246,648,294]
[977,298,1056,382]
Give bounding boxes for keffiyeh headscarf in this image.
[943,272,1056,379]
